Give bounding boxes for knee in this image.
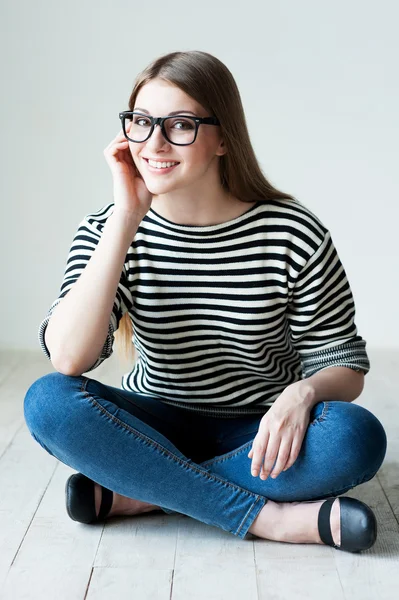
[362,408,387,477]
[23,372,83,439]
[340,402,387,477]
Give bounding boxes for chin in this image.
[143,178,182,195]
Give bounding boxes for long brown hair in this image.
[113,50,297,366]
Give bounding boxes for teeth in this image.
[147,159,179,169]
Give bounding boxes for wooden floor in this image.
[0,348,398,599]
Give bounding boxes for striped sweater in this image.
[38,198,370,418]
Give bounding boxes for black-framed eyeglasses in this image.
[119,111,221,146]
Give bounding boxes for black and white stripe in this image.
[38,198,370,418]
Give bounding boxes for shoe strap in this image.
[318,498,336,547]
[98,486,113,520]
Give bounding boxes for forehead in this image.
[134,79,203,115]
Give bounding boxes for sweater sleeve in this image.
[286,229,370,379]
[38,204,134,372]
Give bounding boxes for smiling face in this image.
[129,78,227,195]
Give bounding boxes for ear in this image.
[215,139,228,157]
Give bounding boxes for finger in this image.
[269,437,293,479]
[260,435,280,480]
[250,431,270,477]
[105,140,131,159]
[282,433,304,472]
[115,124,132,143]
[105,122,133,150]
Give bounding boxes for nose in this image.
[145,123,170,151]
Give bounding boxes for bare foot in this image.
[94,484,161,519]
[248,498,341,547]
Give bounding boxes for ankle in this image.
[248,498,341,547]
[248,500,284,540]
[94,484,160,519]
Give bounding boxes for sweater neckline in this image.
[148,201,262,230]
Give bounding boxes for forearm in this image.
[45,210,140,375]
[293,366,365,409]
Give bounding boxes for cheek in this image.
[130,149,145,171]
[181,146,211,168]
[129,143,139,159]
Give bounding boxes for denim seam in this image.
[201,439,254,468]
[310,401,330,426]
[235,495,265,538]
[80,378,263,503]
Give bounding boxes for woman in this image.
[24,50,387,552]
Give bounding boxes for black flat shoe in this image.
[318,497,377,552]
[65,473,113,524]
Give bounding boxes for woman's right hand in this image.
[103,121,153,220]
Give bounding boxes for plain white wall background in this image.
[1,0,398,352]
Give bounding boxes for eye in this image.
[171,119,195,130]
[133,115,151,127]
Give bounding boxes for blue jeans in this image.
[23,372,387,540]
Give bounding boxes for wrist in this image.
[111,209,142,233]
[290,379,318,409]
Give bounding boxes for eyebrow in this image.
[134,107,197,116]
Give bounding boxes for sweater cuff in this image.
[300,339,370,379]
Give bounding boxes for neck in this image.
[150,191,256,226]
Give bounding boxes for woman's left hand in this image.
[248,381,313,480]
